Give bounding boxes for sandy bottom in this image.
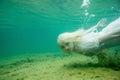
[0,53,120,80]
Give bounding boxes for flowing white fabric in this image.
[100,17,120,35]
[80,32,99,50]
[75,17,120,55]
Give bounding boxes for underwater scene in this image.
[0,0,120,80]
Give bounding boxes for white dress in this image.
[75,32,100,56]
[75,17,120,56]
[100,17,120,36]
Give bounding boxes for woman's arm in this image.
[86,18,106,33]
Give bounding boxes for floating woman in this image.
[57,17,120,56]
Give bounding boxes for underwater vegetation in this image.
[97,49,120,68]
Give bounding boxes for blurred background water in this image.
[0,0,120,57]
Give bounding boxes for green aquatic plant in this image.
[97,49,110,67]
[97,49,120,68]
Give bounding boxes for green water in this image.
[0,0,120,57]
